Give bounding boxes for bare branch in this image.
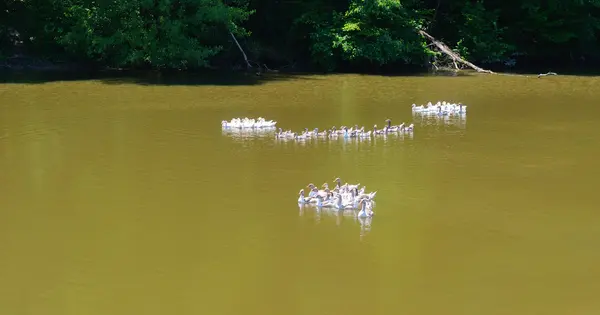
[419,30,495,74]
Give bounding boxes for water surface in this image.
[1,72,599,315]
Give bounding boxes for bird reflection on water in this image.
[298,202,374,240]
[413,111,467,129]
[221,127,277,142]
[358,216,372,241]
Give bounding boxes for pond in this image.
[1,72,599,315]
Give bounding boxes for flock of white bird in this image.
[221,117,277,129]
[298,178,377,218]
[221,117,415,142]
[277,119,414,141]
[411,101,468,128]
[411,101,468,115]
[221,101,470,221]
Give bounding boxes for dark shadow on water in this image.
[0,69,320,86]
[2,66,596,86]
[99,71,320,86]
[0,68,476,87]
[496,68,600,77]
[375,70,474,78]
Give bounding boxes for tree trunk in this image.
[229,31,252,69]
[418,30,494,74]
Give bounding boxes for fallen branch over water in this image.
[419,30,562,78]
[418,30,494,74]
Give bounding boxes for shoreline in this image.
[0,55,89,72]
[1,54,598,78]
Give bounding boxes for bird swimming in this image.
[297,177,377,218]
[222,117,277,128]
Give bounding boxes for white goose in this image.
[298,189,309,204]
[307,183,328,198]
[334,194,355,210]
[315,195,335,208]
[412,104,425,112]
[298,189,317,204]
[357,199,375,218]
[294,132,309,140]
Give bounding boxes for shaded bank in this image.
[0,55,95,72]
[3,52,599,77]
[1,66,599,89]
[0,67,326,86]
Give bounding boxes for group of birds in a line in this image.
[276,119,414,141]
[297,178,376,218]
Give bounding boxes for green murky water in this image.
[1,72,599,315]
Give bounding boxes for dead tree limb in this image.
[537,72,558,78]
[229,31,252,69]
[418,30,495,74]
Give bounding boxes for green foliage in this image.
[56,0,252,69]
[454,1,514,63]
[10,0,251,69]
[512,0,600,57]
[300,0,435,71]
[1,0,600,71]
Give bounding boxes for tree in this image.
[55,0,252,69]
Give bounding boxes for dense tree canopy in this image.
[1,0,600,72]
